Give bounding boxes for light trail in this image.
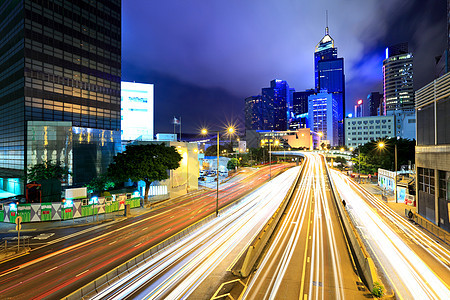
[243,153,351,299]
[331,170,450,299]
[90,166,302,300]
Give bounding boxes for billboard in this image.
[121,82,154,141]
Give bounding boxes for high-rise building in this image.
[354,99,363,118]
[383,43,414,113]
[314,26,345,145]
[415,72,450,231]
[244,95,268,130]
[289,89,314,130]
[308,90,338,147]
[367,92,383,116]
[0,0,121,193]
[435,0,450,77]
[261,79,291,131]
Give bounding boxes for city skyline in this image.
[122,0,447,133]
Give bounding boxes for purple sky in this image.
[122,0,447,134]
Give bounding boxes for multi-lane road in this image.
[331,170,450,299]
[0,164,292,299]
[243,153,367,299]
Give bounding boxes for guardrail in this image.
[62,168,295,300]
[231,162,304,278]
[406,209,450,245]
[324,164,378,292]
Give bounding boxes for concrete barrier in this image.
[231,163,304,278]
[62,174,282,300]
[324,164,378,292]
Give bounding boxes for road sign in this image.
[15,216,22,230]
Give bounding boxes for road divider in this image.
[231,161,304,278]
[324,164,379,293]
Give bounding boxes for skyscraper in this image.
[0,0,121,193]
[261,79,291,131]
[308,90,338,147]
[245,95,267,130]
[367,92,383,116]
[289,89,314,130]
[383,43,414,113]
[314,26,345,145]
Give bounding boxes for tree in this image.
[352,138,415,174]
[107,144,182,203]
[26,160,71,182]
[227,158,239,170]
[86,173,116,195]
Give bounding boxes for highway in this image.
[88,166,301,299]
[243,153,367,299]
[331,170,450,299]
[0,164,292,299]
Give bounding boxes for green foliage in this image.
[26,160,71,182]
[352,138,415,174]
[248,147,268,164]
[85,173,116,194]
[227,158,239,170]
[372,281,385,298]
[107,144,182,201]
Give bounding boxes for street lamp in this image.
[378,141,397,202]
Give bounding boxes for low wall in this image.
[231,163,304,278]
[0,195,140,223]
[325,165,377,292]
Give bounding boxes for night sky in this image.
[122,0,447,135]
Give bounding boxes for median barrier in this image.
[231,163,304,278]
[324,164,378,292]
[62,182,266,300]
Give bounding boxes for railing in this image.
[406,209,450,245]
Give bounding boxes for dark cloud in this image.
[122,0,447,132]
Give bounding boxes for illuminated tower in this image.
[314,22,345,145]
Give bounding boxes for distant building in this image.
[0,0,121,194]
[368,92,383,116]
[261,80,291,131]
[344,115,395,148]
[289,89,315,130]
[314,26,345,145]
[245,95,267,130]
[415,72,450,231]
[435,0,450,77]
[389,109,416,140]
[308,90,339,146]
[245,129,318,150]
[121,82,154,141]
[383,43,414,114]
[354,99,364,118]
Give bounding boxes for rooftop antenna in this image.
[325,10,329,35]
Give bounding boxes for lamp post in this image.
[378,141,397,202]
[201,127,234,217]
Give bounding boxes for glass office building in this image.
[0,0,121,193]
[383,43,414,113]
[314,26,345,145]
[261,79,291,131]
[308,90,338,147]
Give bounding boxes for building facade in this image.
[415,72,450,231]
[121,81,154,141]
[314,26,345,145]
[308,90,338,146]
[261,79,291,131]
[368,92,383,116]
[244,95,267,130]
[344,115,395,148]
[0,0,121,193]
[383,43,414,113]
[289,89,314,130]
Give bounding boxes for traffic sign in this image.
[15,216,22,231]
